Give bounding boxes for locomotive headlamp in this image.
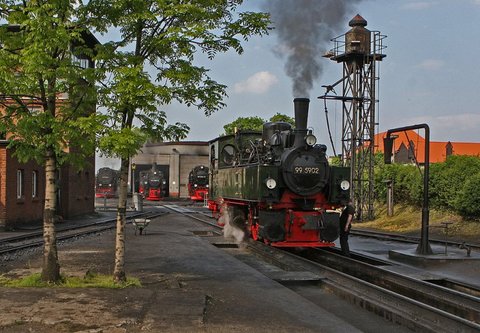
[265,177,277,190]
[194,184,198,187]
[305,133,317,146]
[340,180,350,191]
[206,184,209,188]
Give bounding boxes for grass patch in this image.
[0,272,141,288]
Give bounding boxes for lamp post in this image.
[384,124,433,255]
[131,162,136,193]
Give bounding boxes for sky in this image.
[97,0,480,169]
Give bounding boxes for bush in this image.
[375,163,422,205]
[375,154,480,217]
[430,156,480,211]
[455,173,480,219]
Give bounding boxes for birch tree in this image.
[83,0,270,283]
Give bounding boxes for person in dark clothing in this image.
[339,200,355,257]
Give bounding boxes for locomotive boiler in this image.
[208,98,350,247]
[188,165,209,201]
[95,167,120,198]
[138,164,167,201]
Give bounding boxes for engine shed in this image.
[131,141,209,198]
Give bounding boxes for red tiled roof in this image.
[375,130,424,153]
[374,130,480,163]
[448,142,480,156]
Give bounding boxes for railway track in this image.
[165,204,480,332]
[0,211,165,256]
[161,204,219,228]
[352,228,480,253]
[243,241,480,333]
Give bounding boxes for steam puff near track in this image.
[218,204,246,245]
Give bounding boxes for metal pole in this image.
[418,124,432,255]
[386,180,394,217]
[386,124,433,255]
[131,162,136,194]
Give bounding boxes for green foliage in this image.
[83,0,271,157]
[455,172,480,219]
[0,273,44,287]
[98,127,148,159]
[223,113,295,135]
[429,155,480,210]
[329,155,342,167]
[375,163,422,205]
[0,273,141,288]
[375,154,480,219]
[269,113,295,126]
[0,1,101,168]
[223,116,265,135]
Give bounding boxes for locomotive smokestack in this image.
[293,98,309,148]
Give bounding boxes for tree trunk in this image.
[113,157,130,283]
[41,149,61,282]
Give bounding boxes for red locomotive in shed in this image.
[95,167,120,198]
[188,165,209,201]
[138,164,167,201]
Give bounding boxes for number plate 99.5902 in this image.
[293,166,320,174]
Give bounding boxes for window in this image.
[32,171,38,198]
[17,169,24,199]
[71,54,90,69]
[28,107,42,113]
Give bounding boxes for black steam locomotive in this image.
[138,163,167,201]
[188,165,209,201]
[95,167,120,198]
[208,98,350,247]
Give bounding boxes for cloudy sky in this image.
[98,0,480,169]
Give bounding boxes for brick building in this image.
[0,142,95,229]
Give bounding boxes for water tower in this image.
[320,15,386,220]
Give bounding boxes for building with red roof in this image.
[374,130,480,164]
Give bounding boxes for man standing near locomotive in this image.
[339,199,355,257]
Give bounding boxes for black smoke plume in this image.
[264,0,361,97]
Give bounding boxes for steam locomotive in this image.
[138,164,167,201]
[95,167,120,198]
[188,165,209,201]
[208,98,350,247]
